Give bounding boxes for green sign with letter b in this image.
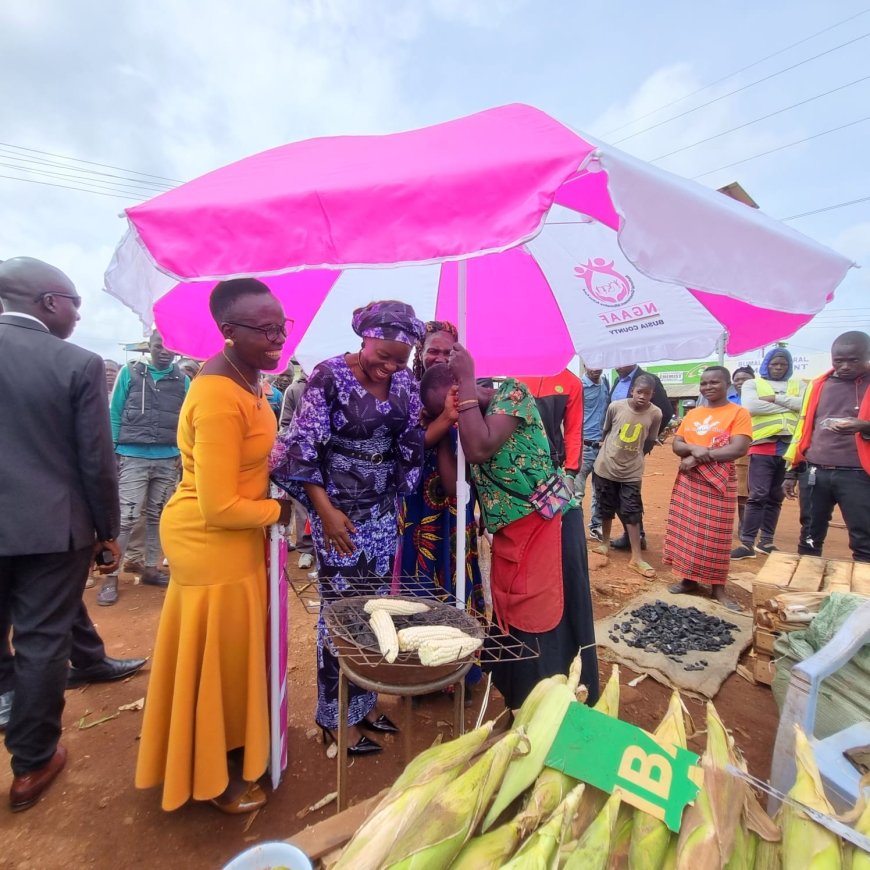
[545,702,702,832]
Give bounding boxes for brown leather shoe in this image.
[209,781,267,815]
[10,744,67,812]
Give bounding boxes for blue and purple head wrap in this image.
[352,300,426,346]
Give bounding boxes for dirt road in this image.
[0,448,851,869]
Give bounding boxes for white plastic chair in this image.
[768,598,870,813]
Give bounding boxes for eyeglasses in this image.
[35,292,82,310]
[224,319,293,343]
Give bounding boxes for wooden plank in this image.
[754,552,800,587]
[852,562,870,597]
[787,556,826,592]
[823,559,853,593]
[288,790,386,862]
[753,582,787,608]
[752,651,776,687]
[753,627,778,656]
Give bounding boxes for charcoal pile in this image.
[607,600,738,668]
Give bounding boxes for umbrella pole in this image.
[455,258,468,610]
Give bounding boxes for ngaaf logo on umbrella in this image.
[574,258,634,306]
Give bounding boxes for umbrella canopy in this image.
[105,103,854,373]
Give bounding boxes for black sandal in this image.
[359,714,399,734]
[320,726,383,756]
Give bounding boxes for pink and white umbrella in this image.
[105,103,853,376]
[103,105,853,780]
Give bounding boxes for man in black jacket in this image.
[0,257,142,811]
[608,363,674,550]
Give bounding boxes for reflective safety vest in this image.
[750,378,801,442]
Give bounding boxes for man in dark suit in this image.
[608,363,674,550]
[0,257,142,811]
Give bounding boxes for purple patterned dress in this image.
[271,355,424,728]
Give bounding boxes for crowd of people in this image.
[1,255,868,818]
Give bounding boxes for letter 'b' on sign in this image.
[545,702,702,831]
[618,746,672,800]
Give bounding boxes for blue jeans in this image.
[110,455,178,575]
[575,445,602,529]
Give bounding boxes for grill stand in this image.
[335,657,471,812]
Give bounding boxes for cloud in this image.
[587,64,795,188]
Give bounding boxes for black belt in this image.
[584,439,602,449]
[331,443,395,465]
[811,464,865,471]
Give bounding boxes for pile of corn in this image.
[332,655,870,869]
[365,598,482,666]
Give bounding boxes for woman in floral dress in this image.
[271,301,425,754]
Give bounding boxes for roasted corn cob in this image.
[369,608,399,662]
[364,598,430,615]
[397,625,467,650]
[418,635,482,666]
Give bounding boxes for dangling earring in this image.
[225,338,234,347]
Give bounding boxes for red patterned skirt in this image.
[662,462,736,586]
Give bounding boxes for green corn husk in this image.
[513,674,568,733]
[608,803,636,869]
[482,680,575,831]
[515,767,578,839]
[334,721,494,870]
[675,703,744,869]
[753,835,782,870]
[723,823,757,870]
[781,725,842,869]
[628,691,688,870]
[505,653,591,843]
[385,729,527,869]
[565,666,622,847]
[451,819,524,870]
[504,784,586,870]
[564,791,624,870]
[662,836,677,870]
[851,794,870,870]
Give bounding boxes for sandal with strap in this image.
[591,543,609,557]
[628,560,656,579]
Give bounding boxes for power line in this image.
[0,172,140,201]
[0,141,183,184]
[781,195,870,220]
[0,148,174,192]
[612,32,870,144]
[602,8,870,137]
[691,115,870,178]
[0,161,174,198]
[650,74,870,162]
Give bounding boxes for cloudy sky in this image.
[1,0,868,364]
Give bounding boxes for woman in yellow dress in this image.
[136,279,294,813]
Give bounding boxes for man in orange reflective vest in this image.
[784,331,870,562]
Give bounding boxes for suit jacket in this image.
[610,367,674,437]
[0,314,119,555]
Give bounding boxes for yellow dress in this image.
[135,375,281,811]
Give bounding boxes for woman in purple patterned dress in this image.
[271,301,425,755]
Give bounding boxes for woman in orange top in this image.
[135,279,294,814]
[663,366,752,611]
